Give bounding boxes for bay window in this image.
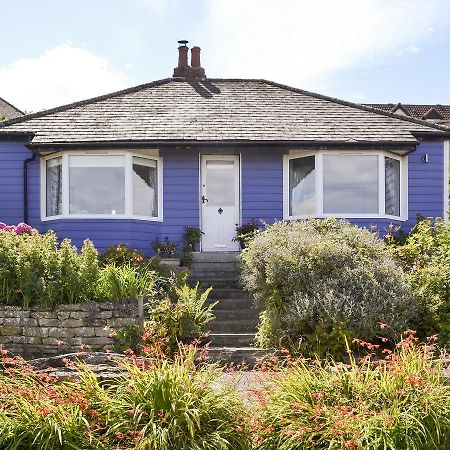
[285,151,405,220]
[43,152,162,220]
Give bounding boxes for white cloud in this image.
[0,44,129,112]
[202,0,449,88]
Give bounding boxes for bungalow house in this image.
[0,42,449,255]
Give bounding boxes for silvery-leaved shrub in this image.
[239,218,417,355]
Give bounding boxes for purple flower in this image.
[0,223,7,231]
[14,223,33,235]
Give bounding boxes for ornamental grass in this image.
[0,346,251,450]
[253,331,450,450]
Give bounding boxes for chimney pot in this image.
[191,46,201,67]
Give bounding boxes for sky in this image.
[0,0,450,113]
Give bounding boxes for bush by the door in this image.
[239,219,417,357]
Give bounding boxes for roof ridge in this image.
[254,79,450,133]
[0,78,174,127]
[0,96,24,116]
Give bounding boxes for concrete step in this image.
[208,298,254,310]
[198,278,241,289]
[210,319,259,333]
[189,271,239,279]
[207,347,268,368]
[213,309,258,321]
[208,288,249,300]
[190,262,238,272]
[192,252,238,263]
[207,333,256,347]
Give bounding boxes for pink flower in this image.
[0,223,6,230]
[14,223,33,235]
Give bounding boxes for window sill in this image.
[41,215,163,222]
[284,214,406,222]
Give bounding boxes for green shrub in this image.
[0,348,250,450]
[255,333,450,450]
[0,227,99,307]
[239,219,417,357]
[392,218,450,345]
[144,283,217,352]
[95,263,161,301]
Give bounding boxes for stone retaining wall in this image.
[0,301,143,357]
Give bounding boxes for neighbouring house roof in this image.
[0,96,24,121]
[1,78,449,148]
[364,103,450,122]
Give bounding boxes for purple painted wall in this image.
[0,140,446,254]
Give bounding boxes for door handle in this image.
[202,195,208,204]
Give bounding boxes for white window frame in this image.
[283,150,408,221]
[41,150,163,221]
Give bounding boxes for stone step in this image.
[208,298,254,310]
[208,288,250,299]
[210,319,259,333]
[213,309,258,321]
[192,252,238,263]
[206,333,255,347]
[206,347,268,368]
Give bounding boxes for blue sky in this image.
[1,0,450,112]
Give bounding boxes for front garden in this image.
[0,219,449,449]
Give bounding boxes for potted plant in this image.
[181,226,204,267]
[152,236,180,267]
[233,220,259,249]
[183,226,204,252]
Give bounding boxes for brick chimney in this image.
[190,46,205,78]
[173,40,206,79]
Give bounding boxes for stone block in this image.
[48,328,76,339]
[73,327,96,338]
[69,311,91,320]
[3,318,21,326]
[85,337,112,347]
[24,327,49,338]
[23,336,43,345]
[60,319,84,328]
[0,336,13,344]
[31,311,56,319]
[56,312,71,320]
[22,318,39,327]
[38,318,60,327]
[10,336,26,344]
[42,337,68,346]
[0,325,22,336]
[94,310,113,320]
[107,318,136,327]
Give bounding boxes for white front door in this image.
[201,155,240,252]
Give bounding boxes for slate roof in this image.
[365,103,450,121]
[0,96,24,121]
[1,78,448,147]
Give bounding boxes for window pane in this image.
[133,157,158,217]
[206,160,235,206]
[385,157,400,216]
[46,157,62,216]
[69,155,125,215]
[289,156,315,216]
[323,155,379,214]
